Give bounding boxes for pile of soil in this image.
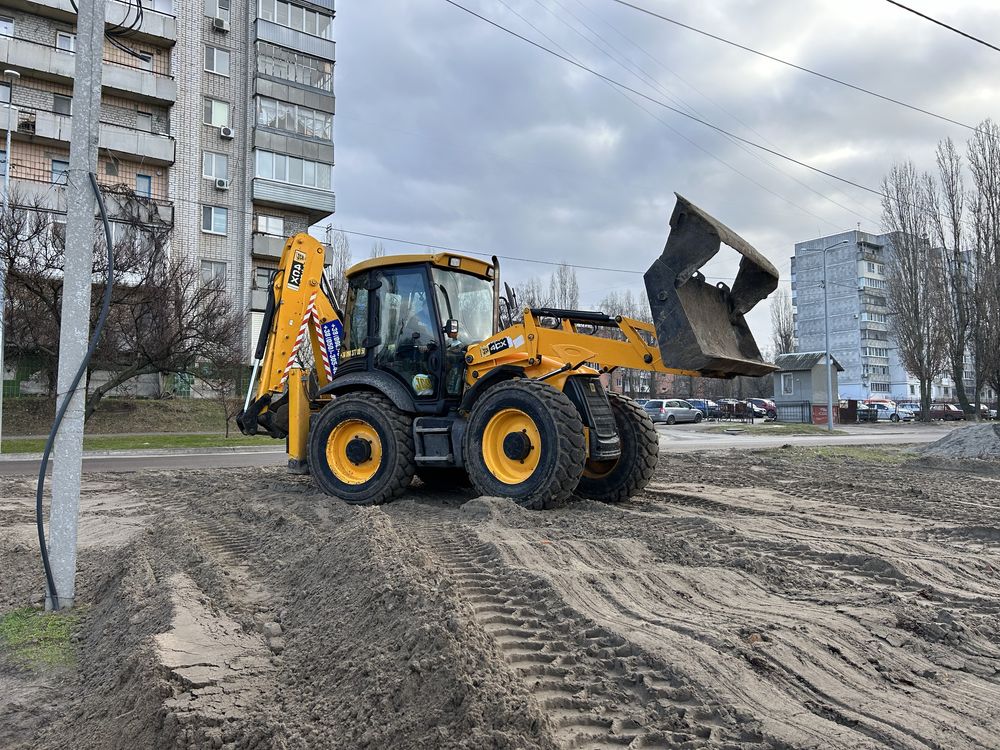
[920,423,1000,459]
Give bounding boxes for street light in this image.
[0,68,19,453]
[801,238,850,432]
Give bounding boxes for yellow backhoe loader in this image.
[238,195,778,508]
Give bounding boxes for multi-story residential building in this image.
[791,230,995,404]
[0,0,335,358]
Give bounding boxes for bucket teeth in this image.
[644,194,779,378]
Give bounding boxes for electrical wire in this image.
[883,0,1000,54]
[35,172,116,610]
[605,0,976,131]
[442,0,889,199]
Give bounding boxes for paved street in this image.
[0,421,955,476]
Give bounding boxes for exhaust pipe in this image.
[645,194,779,378]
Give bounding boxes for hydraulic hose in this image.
[35,172,115,610]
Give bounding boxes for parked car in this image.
[991,408,998,420]
[643,399,704,425]
[897,401,924,419]
[747,398,777,420]
[687,398,722,419]
[867,401,914,422]
[633,399,649,406]
[929,403,966,421]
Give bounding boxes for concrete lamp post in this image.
[802,239,850,432]
[0,68,20,453]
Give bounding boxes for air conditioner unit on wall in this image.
[212,17,230,32]
[215,178,230,191]
[219,125,234,139]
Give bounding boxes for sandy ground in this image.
[2,445,999,749]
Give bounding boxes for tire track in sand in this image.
[415,521,773,750]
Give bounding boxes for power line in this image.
[605,0,976,131]
[883,0,1000,54]
[442,0,886,198]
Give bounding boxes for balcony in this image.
[254,19,335,61]
[251,232,286,261]
[1,0,176,44]
[252,178,335,222]
[0,38,176,105]
[13,107,175,165]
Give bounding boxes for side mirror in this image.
[444,319,459,339]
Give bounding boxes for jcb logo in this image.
[287,251,307,290]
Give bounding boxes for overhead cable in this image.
[883,0,1000,54]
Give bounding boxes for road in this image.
[0,421,953,476]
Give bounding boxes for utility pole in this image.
[47,0,105,610]
[0,68,21,453]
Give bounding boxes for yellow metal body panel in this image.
[346,252,494,280]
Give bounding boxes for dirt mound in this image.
[920,424,1000,459]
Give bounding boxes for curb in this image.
[1,444,286,461]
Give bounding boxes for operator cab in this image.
[338,253,496,410]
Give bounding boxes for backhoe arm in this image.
[237,233,342,441]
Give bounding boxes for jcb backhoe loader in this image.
[238,195,778,508]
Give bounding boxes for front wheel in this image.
[694,412,703,423]
[464,379,585,510]
[577,394,658,503]
[890,413,900,423]
[307,392,415,505]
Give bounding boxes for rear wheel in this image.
[890,413,900,423]
[666,414,676,425]
[308,392,415,505]
[576,393,658,504]
[465,379,585,510]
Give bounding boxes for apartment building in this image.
[791,230,995,403]
[0,0,335,356]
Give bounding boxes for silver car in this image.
[643,398,704,425]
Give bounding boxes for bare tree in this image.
[881,161,948,420]
[598,289,652,397]
[769,286,795,355]
[194,341,248,437]
[370,240,386,259]
[1,186,245,420]
[512,277,550,311]
[926,138,973,414]
[967,120,1000,410]
[548,263,579,309]
[325,228,352,307]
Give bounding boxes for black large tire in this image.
[576,393,658,504]
[464,379,586,510]
[415,467,472,489]
[308,392,415,505]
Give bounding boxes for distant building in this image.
[0,0,336,355]
[791,230,994,403]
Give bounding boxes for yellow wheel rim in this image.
[482,408,542,485]
[325,419,383,485]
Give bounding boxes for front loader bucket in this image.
[644,194,779,378]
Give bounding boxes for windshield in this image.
[431,268,494,346]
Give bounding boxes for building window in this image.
[871,382,891,393]
[257,215,284,235]
[56,32,76,52]
[204,45,230,76]
[0,83,9,104]
[105,161,119,176]
[0,149,6,179]
[202,206,228,234]
[136,174,152,198]
[203,97,230,127]
[0,17,13,37]
[254,266,274,289]
[258,0,332,38]
[53,94,72,115]
[51,160,70,184]
[256,42,333,92]
[781,372,793,396]
[256,96,332,140]
[202,151,229,181]
[207,0,230,22]
[201,259,227,287]
[255,149,332,190]
[910,384,915,395]
[136,111,152,131]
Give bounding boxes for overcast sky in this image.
[325,0,997,347]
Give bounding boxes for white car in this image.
[867,402,914,422]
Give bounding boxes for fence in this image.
[775,401,811,424]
